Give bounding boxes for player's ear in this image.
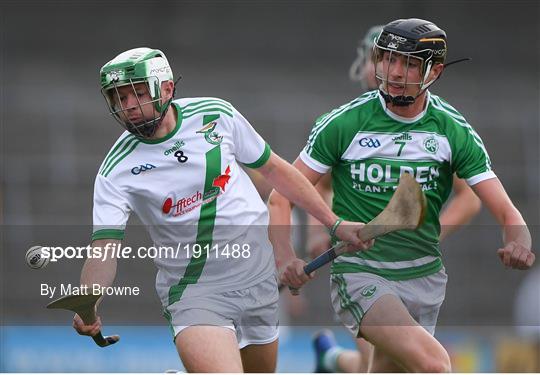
[430,63,444,80]
[161,81,174,100]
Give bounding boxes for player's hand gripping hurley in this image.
[47,293,119,347]
[291,173,426,294]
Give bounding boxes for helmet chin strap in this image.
[126,117,163,138]
[380,90,416,106]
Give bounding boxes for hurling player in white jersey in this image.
[72,47,374,373]
[309,25,482,373]
[269,19,535,372]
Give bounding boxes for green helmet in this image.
[100,47,175,138]
[349,25,383,89]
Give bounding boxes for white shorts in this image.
[164,275,279,349]
[330,268,447,337]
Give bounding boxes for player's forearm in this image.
[439,194,481,241]
[260,154,337,228]
[440,176,481,241]
[80,240,119,289]
[472,178,532,251]
[271,239,297,271]
[268,189,299,269]
[501,209,532,249]
[268,189,294,225]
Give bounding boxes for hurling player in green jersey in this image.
[72,47,375,373]
[308,24,482,373]
[269,18,535,372]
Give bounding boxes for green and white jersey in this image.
[92,97,274,306]
[301,90,495,281]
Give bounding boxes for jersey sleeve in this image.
[92,174,131,241]
[450,121,496,186]
[299,114,341,173]
[230,106,271,168]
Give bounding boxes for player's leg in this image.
[175,325,243,372]
[331,272,450,373]
[354,337,374,372]
[336,348,363,373]
[313,329,345,372]
[237,275,280,373]
[368,346,405,372]
[240,339,279,372]
[359,294,451,372]
[166,291,244,372]
[313,330,372,372]
[363,267,450,372]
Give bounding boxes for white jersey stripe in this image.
[430,99,492,171]
[299,150,331,173]
[306,92,378,154]
[335,255,439,270]
[308,92,377,145]
[466,171,497,186]
[307,91,377,146]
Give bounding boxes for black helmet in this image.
[374,18,447,106]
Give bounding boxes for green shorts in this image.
[330,268,447,337]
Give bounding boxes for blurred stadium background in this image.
[1,0,539,372]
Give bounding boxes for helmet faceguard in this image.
[374,19,447,106]
[100,48,175,138]
[349,25,384,90]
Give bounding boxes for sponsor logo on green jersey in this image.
[350,162,440,193]
[391,132,412,141]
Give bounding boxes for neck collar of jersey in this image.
[378,90,430,124]
[138,101,183,144]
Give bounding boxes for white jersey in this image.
[92,97,275,306]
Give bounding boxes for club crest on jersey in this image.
[197,120,223,145]
[423,136,439,154]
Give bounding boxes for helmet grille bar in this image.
[103,79,168,138]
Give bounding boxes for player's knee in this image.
[420,360,451,373]
[415,350,451,373]
[403,341,451,373]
